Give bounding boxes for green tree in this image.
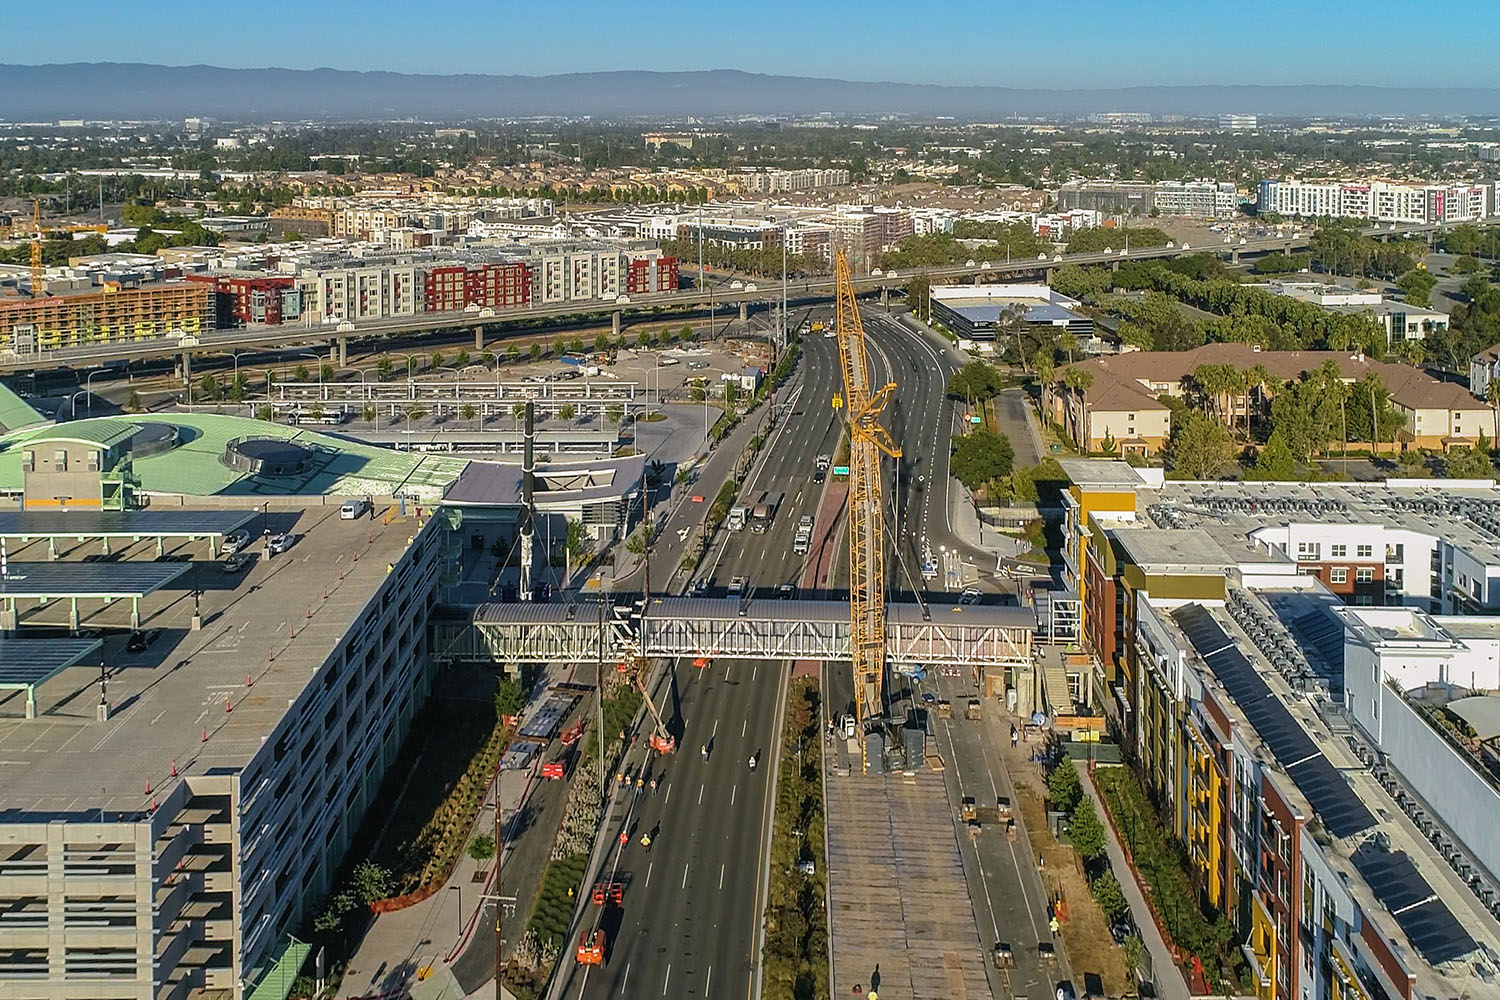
[681,323,694,341]
[227,373,247,403]
[594,332,611,352]
[1031,351,1056,389]
[1395,268,1438,308]
[430,350,445,370]
[1454,254,1484,275]
[1048,757,1083,813]
[529,342,542,361]
[512,402,527,421]
[481,350,496,368]
[405,404,426,422]
[1091,870,1129,922]
[505,345,519,365]
[350,861,393,904]
[495,675,524,718]
[376,355,394,380]
[1168,411,1235,479]
[125,388,142,412]
[319,362,334,384]
[1252,433,1297,481]
[906,274,932,321]
[362,405,377,426]
[468,834,497,862]
[1445,446,1494,479]
[606,404,624,424]
[947,361,1006,405]
[459,403,478,428]
[292,363,310,382]
[198,374,219,401]
[691,385,707,402]
[950,428,1016,492]
[1068,799,1106,863]
[724,381,740,408]
[559,402,577,420]
[455,349,470,368]
[625,531,646,556]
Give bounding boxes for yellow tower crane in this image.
[832,249,900,767]
[29,199,44,298]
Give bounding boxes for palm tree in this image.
[1032,351,1056,394]
[459,403,478,430]
[1063,367,1094,450]
[1485,378,1500,443]
[376,356,393,381]
[1244,364,1271,437]
[1057,332,1078,364]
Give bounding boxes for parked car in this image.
[340,498,372,520]
[126,628,162,653]
[266,532,298,555]
[222,529,251,555]
[223,553,253,574]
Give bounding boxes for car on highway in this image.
[728,576,747,597]
[693,578,710,596]
[223,552,253,574]
[777,583,796,600]
[222,529,251,554]
[921,692,937,704]
[959,587,984,605]
[659,356,680,366]
[340,498,372,520]
[266,532,298,555]
[796,859,816,875]
[886,269,898,278]
[871,267,884,276]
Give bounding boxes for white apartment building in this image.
[305,263,421,323]
[735,168,850,193]
[1151,180,1239,219]
[1258,179,1491,224]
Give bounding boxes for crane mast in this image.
[29,200,43,298]
[832,250,899,766]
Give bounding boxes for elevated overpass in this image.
[1,219,1476,375]
[434,597,1035,671]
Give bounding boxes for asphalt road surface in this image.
[553,337,842,1000]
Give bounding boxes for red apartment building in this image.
[626,255,679,295]
[422,262,534,313]
[184,274,298,326]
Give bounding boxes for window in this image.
[1330,568,1348,584]
[1297,541,1320,560]
[1331,544,1347,557]
[1356,544,1373,558]
[1356,568,1374,583]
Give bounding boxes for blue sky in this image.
[13,0,1499,89]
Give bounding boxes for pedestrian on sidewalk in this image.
[1010,724,1018,749]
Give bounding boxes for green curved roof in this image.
[0,412,470,500]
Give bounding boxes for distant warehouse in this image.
[928,283,1093,347]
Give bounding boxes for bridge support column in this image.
[181,350,192,387]
[612,310,621,339]
[738,300,748,322]
[1111,259,1120,273]
[336,337,348,368]
[1231,249,1240,265]
[880,286,889,308]
[474,325,485,352]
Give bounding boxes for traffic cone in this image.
[246,674,254,687]
[201,727,208,742]
[225,696,233,713]
[145,778,151,795]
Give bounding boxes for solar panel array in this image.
[0,510,255,538]
[1351,840,1479,966]
[1171,604,1375,839]
[0,639,101,688]
[0,561,190,598]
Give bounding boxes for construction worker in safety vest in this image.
[640,832,652,851]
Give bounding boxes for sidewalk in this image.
[1076,766,1192,1000]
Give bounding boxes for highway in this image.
[3,226,1371,374]
[551,335,843,1000]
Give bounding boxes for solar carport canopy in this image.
[0,510,255,543]
[0,638,101,718]
[0,561,189,599]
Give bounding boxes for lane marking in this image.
[698,783,705,805]
[731,784,737,806]
[741,719,747,738]
[751,664,757,682]
[620,963,630,995]
[662,963,671,996]
[706,964,713,999]
[682,862,690,889]
[719,864,726,890]
[664,783,672,804]
[645,861,653,887]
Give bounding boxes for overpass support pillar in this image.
[612,310,621,339]
[738,300,748,322]
[181,350,192,387]
[1111,259,1120,273]
[336,337,348,368]
[880,285,889,308]
[1231,249,1240,265]
[475,325,485,352]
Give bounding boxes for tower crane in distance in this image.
[831,249,900,770]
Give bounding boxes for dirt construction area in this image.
[1011,757,1131,996]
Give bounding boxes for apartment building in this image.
[734,167,850,193]
[305,262,421,323]
[1055,179,1238,219]
[1056,474,1500,1000]
[0,282,214,355]
[1257,179,1491,224]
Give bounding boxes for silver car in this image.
[266,532,297,555]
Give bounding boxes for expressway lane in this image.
[554,653,785,1000]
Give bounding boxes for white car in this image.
[959,587,984,605]
[340,499,372,520]
[266,532,298,555]
[1053,255,1062,262]
[222,529,251,555]
[980,261,991,270]
[1181,242,1190,250]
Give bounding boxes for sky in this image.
[12,0,1500,90]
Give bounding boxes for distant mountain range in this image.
[1,63,1496,121]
